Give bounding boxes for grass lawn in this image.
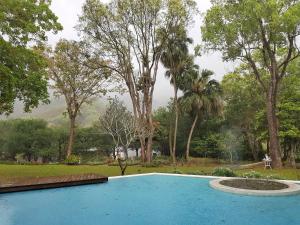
[0,164,300,184]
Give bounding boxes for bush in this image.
[187,170,210,176]
[212,167,236,177]
[265,175,281,180]
[172,169,183,174]
[108,159,140,166]
[64,155,81,165]
[142,161,161,167]
[242,170,262,179]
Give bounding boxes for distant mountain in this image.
[0,95,106,128]
[0,85,172,128]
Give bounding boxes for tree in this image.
[99,97,137,159]
[48,39,110,157]
[222,71,265,161]
[0,119,56,162]
[201,0,300,167]
[160,27,197,163]
[51,127,68,161]
[191,133,223,159]
[73,126,114,161]
[79,0,196,162]
[0,0,62,115]
[153,106,173,156]
[277,73,300,167]
[180,69,223,160]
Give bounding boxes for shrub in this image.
[108,159,140,166]
[64,155,80,165]
[212,167,236,177]
[187,170,208,176]
[172,169,183,174]
[242,170,262,179]
[15,153,26,164]
[265,175,281,180]
[142,161,160,167]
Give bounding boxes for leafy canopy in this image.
[0,0,62,115]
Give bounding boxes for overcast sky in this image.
[47,0,236,108]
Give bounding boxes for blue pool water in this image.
[0,174,300,225]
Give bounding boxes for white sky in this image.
[47,0,236,108]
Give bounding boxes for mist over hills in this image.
[0,95,107,128]
[0,81,173,127]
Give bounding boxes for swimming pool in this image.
[1,174,300,225]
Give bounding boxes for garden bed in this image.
[210,178,300,196]
[219,179,288,190]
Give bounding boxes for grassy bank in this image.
[0,164,299,184]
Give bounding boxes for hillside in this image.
[0,96,106,128]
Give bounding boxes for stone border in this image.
[210,178,300,196]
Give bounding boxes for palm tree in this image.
[160,28,194,164]
[180,69,223,161]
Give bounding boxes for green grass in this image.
[0,164,299,183]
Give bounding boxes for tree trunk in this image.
[288,143,296,168]
[146,135,153,163]
[172,85,178,164]
[266,86,282,168]
[135,147,139,159]
[66,117,76,158]
[244,131,259,161]
[112,147,116,160]
[145,96,154,163]
[186,114,198,161]
[123,146,128,159]
[140,138,146,162]
[58,141,62,161]
[169,123,173,157]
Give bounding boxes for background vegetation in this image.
[0,0,300,180]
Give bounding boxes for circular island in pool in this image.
[210,178,300,196]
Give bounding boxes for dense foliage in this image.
[0,0,62,115]
[0,119,113,163]
[0,0,299,167]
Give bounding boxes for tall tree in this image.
[201,0,300,167]
[160,27,196,163]
[222,71,265,161]
[48,39,110,157]
[0,0,62,115]
[277,72,300,167]
[180,69,223,160]
[79,0,196,162]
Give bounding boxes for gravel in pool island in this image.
[219,179,289,190]
[210,178,300,196]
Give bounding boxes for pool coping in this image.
[209,178,300,196]
[109,172,300,184]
